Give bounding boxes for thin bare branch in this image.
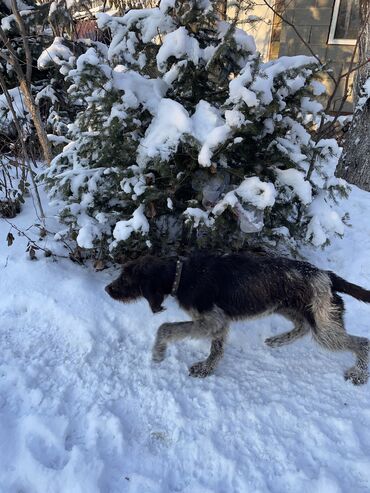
[11,0,33,85]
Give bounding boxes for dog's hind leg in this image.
[265,311,310,348]
[311,275,369,385]
[343,336,369,385]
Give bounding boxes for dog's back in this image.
[177,252,319,319]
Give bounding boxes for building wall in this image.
[275,0,357,112]
[235,4,274,61]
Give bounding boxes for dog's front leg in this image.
[152,307,229,378]
[188,335,227,378]
[152,321,196,363]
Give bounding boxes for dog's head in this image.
[105,256,173,313]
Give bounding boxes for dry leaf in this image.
[28,246,37,260]
[94,259,105,271]
[7,232,15,247]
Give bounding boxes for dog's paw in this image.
[188,361,213,378]
[152,352,165,363]
[152,348,166,363]
[152,341,167,363]
[344,366,369,385]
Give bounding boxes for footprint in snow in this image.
[26,433,69,470]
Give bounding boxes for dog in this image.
[105,252,370,385]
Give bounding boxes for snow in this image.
[255,56,317,105]
[96,9,175,63]
[217,21,256,55]
[183,207,214,227]
[306,194,345,247]
[112,66,167,115]
[0,86,26,124]
[214,176,276,217]
[229,55,318,110]
[198,124,231,167]
[35,85,58,105]
[75,47,100,72]
[356,77,370,111]
[236,176,276,208]
[112,204,150,243]
[191,100,223,143]
[311,80,327,96]
[2,183,370,492]
[224,109,246,128]
[301,96,323,115]
[38,37,74,70]
[276,168,312,205]
[157,27,200,71]
[1,14,15,31]
[228,63,258,107]
[138,98,192,165]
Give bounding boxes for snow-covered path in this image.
[1,187,370,493]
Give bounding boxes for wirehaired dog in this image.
[105,252,370,385]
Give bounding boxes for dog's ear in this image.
[141,281,166,313]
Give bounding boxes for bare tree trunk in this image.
[336,0,370,189]
[18,78,53,165]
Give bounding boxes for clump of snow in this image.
[213,177,276,232]
[97,10,174,63]
[198,124,231,167]
[356,77,370,111]
[1,14,15,31]
[217,21,256,55]
[35,85,58,105]
[224,109,246,128]
[183,207,214,227]
[229,55,318,109]
[311,138,342,188]
[76,224,96,249]
[0,86,28,130]
[76,47,100,72]
[306,194,345,246]
[310,80,326,96]
[228,63,258,107]
[138,99,191,165]
[112,204,149,243]
[276,168,312,205]
[38,37,74,69]
[157,27,200,71]
[159,0,176,12]
[120,165,147,197]
[301,96,323,115]
[191,100,223,142]
[235,177,276,209]
[112,66,167,115]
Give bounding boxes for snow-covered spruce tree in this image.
[43,0,346,260]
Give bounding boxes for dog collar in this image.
[171,259,183,296]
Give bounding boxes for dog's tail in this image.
[329,272,370,303]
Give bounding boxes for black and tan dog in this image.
[105,252,370,385]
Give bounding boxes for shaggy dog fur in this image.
[105,252,370,385]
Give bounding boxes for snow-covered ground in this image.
[1,186,370,493]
